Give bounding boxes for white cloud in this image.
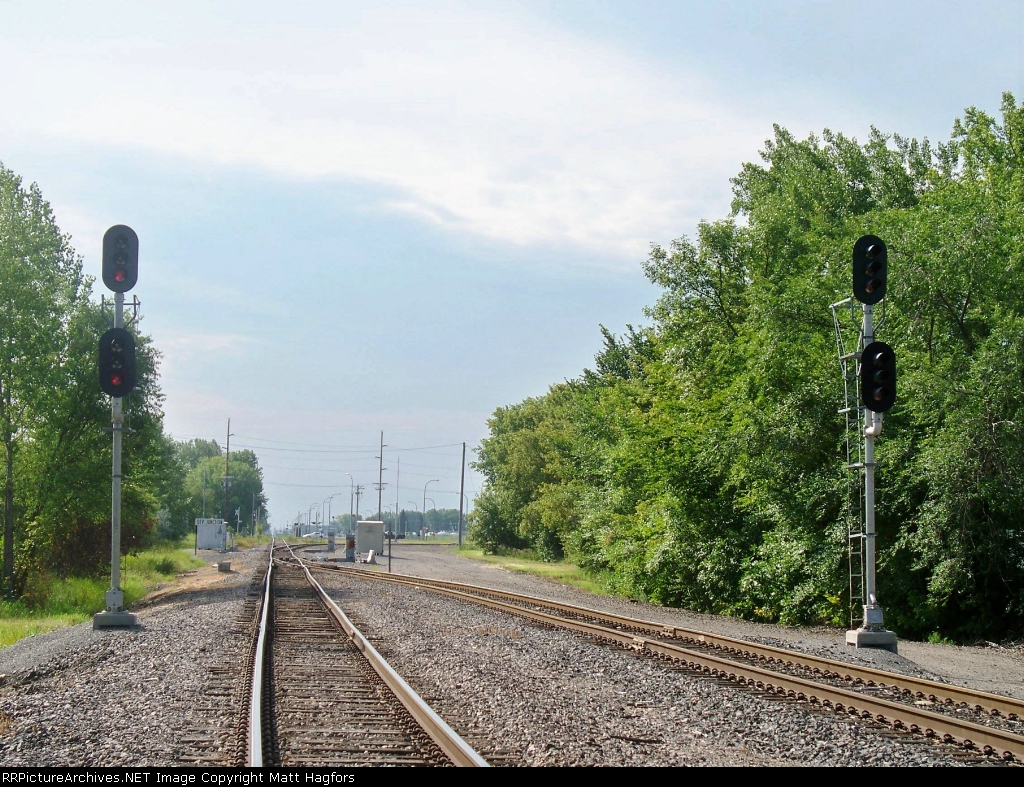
[159,333,258,372]
[0,3,766,264]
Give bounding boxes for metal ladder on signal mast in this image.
[832,297,866,629]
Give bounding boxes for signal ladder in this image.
[831,296,875,629]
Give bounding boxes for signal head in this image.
[98,328,137,397]
[101,225,139,293]
[860,340,896,412]
[852,235,887,305]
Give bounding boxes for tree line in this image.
[468,94,1024,642]
[0,163,267,597]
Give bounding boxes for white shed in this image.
[356,520,385,556]
[196,518,227,551]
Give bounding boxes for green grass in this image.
[0,614,86,648]
[0,543,205,650]
[455,546,610,595]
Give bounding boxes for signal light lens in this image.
[114,269,127,282]
[111,374,123,387]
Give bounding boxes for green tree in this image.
[471,93,1024,640]
[0,163,85,592]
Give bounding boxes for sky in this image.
[1,1,1021,530]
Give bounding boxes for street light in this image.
[344,472,354,533]
[424,497,436,533]
[408,501,420,539]
[323,492,344,546]
[423,479,439,535]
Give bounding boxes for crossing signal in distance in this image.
[102,225,139,293]
[98,328,136,398]
[852,234,887,305]
[860,341,896,412]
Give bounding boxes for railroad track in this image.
[243,543,488,767]
[298,557,1024,762]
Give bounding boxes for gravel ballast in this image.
[0,542,1018,767]
[351,543,1024,698]
[0,549,262,767]
[317,566,973,767]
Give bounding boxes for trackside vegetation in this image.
[468,93,1024,642]
[0,543,204,647]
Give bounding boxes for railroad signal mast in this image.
[832,235,898,652]
[94,225,141,629]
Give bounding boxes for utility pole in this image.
[223,418,233,531]
[395,456,401,537]
[355,485,363,521]
[345,472,354,533]
[375,431,387,520]
[458,441,466,547]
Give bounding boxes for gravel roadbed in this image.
[0,543,1015,767]
[317,568,972,766]
[333,544,1024,699]
[0,549,262,767]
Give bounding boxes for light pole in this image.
[424,497,436,534]
[323,492,343,546]
[423,479,438,537]
[344,472,354,533]
[408,502,419,539]
[382,504,395,573]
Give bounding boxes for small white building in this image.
[355,520,384,556]
[196,518,227,551]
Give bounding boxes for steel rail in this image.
[247,548,274,767]
[303,560,1024,760]
[311,561,1024,719]
[283,545,488,767]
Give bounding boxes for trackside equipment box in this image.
[196,519,227,550]
[356,520,384,556]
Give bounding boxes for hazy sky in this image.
[1,1,1020,529]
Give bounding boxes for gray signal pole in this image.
[846,302,897,651]
[94,290,136,628]
[458,442,466,547]
[223,418,233,529]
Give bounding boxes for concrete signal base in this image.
[846,627,898,653]
[93,610,137,629]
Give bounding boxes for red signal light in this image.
[111,374,123,387]
[114,269,127,282]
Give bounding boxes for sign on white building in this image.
[196,518,227,551]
